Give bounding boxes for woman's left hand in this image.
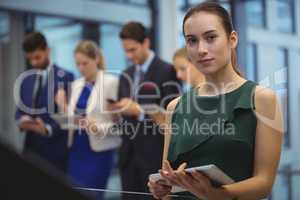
[160,160,218,200]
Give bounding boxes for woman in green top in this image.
[148,2,283,200]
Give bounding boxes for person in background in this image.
[15,31,74,171]
[173,47,204,89]
[55,40,121,200]
[148,2,283,200]
[107,21,181,200]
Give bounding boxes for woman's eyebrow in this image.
[185,34,195,38]
[202,30,217,36]
[185,30,217,38]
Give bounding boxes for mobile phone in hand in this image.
[106,98,117,104]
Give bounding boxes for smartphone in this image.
[106,98,117,103]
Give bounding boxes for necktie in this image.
[32,74,43,109]
[133,67,144,98]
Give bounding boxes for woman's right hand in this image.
[148,179,172,199]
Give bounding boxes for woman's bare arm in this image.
[162,97,181,163]
[219,86,283,200]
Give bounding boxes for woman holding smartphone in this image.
[56,40,121,200]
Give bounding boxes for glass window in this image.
[177,0,207,12]
[99,23,127,73]
[189,0,205,6]
[272,169,290,200]
[35,16,82,77]
[245,0,266,28]
[246,43,257,81]
[128,0,148,6]
[96,0,148,6]
[275,48,289,147]
[276,48,289,69]
[276,0,295,33]
[178,0,231,11]
[218,0,231,14]
[176,2,186,48]
[177,0,188,11]
[0,12,9,43]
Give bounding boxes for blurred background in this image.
[0,0,300,199]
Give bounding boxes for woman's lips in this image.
[198,58,214,64]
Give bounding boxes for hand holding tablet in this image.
[149,164,234,193]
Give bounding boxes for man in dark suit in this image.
[15,32,74,172]
[108,22,181,200]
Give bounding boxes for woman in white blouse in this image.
[56,40,121,200]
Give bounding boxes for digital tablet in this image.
[149,164,235,193]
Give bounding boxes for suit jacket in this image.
[67,70,121,152]
[118,56,181,170]
[15,64,74,168]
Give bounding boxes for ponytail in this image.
[231,49,243,77]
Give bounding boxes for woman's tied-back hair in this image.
[74,40,105,70]
[173,47,189,62]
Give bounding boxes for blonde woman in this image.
[173,47,204,89]
[56,40,120,200]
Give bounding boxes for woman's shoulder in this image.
[255,84,276,96]
[72,77,85,87]
[167,96,181,112]
[254,84,278,118]
[254,85,277,104]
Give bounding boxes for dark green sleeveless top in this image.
[168,80,257,183]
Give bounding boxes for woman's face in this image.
[183,11,237,75]
[75,52,98,79]
[173,57,192,84]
